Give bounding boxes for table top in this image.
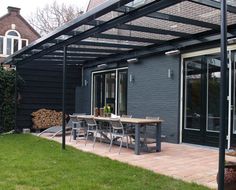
[76,115,163,125]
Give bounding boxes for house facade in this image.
[74,0,236,148]
[0,6,40,63]
[3,0,236,149]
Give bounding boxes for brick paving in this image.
[40,134,236,189]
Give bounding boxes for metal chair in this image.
[109,118,131,154]
[69,113,86,142]
[84,116,99,148]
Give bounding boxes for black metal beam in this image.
[190,0,236,14]
[3,0,133,63]
[66,30,162,44]
[218,0,227,189]
[53,39,144,49]
[42,52,99,58]
[14,0,181,66]
[14,60,18,133]
[116,6,220,30]
[85,25,236,67]
[42,55,95,61]
[62,45,67,150]
[34,47,122,54]
[88,19,189,37]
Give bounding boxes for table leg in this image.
[155,123,162,152]
[135,124,141,155]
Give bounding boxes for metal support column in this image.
[62,46,67,149]
[14,61,18,133]
[218,1,227,189]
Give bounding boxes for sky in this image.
[0,0,90,18]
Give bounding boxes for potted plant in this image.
[217,149,236,190]
[104,105,111,117]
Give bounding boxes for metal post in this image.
[218,1,227,189]
[14,62,18,133]
[62,46,67,149]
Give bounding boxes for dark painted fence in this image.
[17,61,81,130]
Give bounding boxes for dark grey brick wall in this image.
[76,55,180,143]
[127,54,180,143]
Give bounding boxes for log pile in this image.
[31,109,67,129]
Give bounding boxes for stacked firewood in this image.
[31,109,67,129]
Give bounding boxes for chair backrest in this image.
[84,116,96,126]
[110,119,123,130]
[69,115,79,123]
[121,115,132,118]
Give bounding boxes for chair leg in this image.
[109,136,113,152]
[93,131,97,149]
[70,129,73,142]
[119,137,123,154]
[126,136,129,149]
[85,131,89,146]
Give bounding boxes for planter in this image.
[217,162,236,190]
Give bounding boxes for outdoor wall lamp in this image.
[228,37,236,44]
[167,69,174,79]
[129,74,135,83]
[97,63,108,68]
[84,79,88,86]
[165,49,180,56]
[127,58,138,64]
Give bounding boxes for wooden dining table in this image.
[76,115,163,155]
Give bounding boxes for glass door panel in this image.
[93,74,105,109]
[207,54,221,132]
[185,57,204,130]
[93,69,127,115]
[118,70,128,115]
[105,72,116,114]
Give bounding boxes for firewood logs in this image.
[31,109,67,129]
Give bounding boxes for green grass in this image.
[0,134,211,190]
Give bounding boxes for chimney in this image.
[7,6,21,15]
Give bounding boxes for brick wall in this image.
[0,7,39,42]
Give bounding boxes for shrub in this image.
[0,66,24,132]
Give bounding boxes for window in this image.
[0,37,3,54]
[0,30,28,56]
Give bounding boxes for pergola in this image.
[3,0,236,189]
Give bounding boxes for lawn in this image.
[0,134,211,190]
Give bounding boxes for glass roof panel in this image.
[160,1,236,26]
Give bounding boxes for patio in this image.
[40,133,236,189]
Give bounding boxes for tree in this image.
[28,1,83,35]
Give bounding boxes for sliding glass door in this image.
[92,68,128,115]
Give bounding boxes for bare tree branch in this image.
[27,1,83,36]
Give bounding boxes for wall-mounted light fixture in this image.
[97,63,108,68]
[84,79,88,86]
[167,69,174,79]
[228,37,236,44]
[165,49,180,56]
[129,74,135,83]
[127,58,138,64]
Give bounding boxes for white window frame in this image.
[0,29,28,57]
[90,67,128,115]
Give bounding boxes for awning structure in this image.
[3,1,236,189]
[2,0,236,67]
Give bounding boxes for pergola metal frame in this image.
[3,1,235,189]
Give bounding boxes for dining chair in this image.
[109,118,132,154]
[84,116,99,148]
[69,113,86,142]
[121,114,134,144]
